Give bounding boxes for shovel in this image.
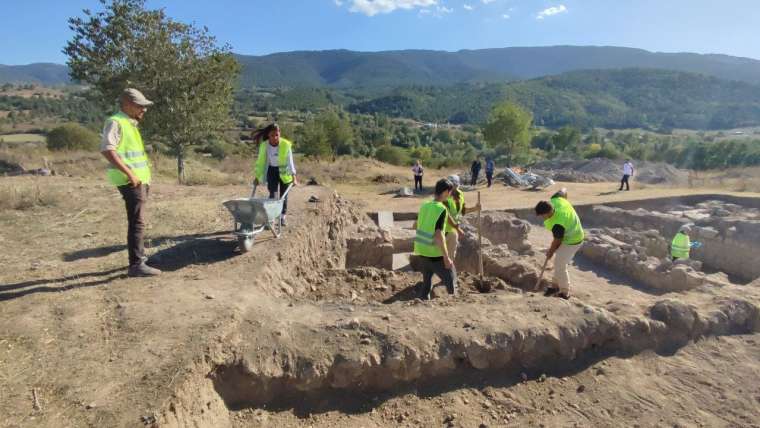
[535,256,549,291]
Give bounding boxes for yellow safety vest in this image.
[671,232,691,259]
[444,188,464,233]
[544,196,584,245]
[106,112,151,186]
[254,138,294,185]
[413,200,447,257]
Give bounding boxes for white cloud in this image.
[463,4,473,10]
[536,4,567,20]
[481,0,496,4]
[502,13,510,19]
[346,0,440,16]
[334,0,344,6]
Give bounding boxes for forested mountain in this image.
[265,69,760,130]
[0,63,72,85]
[4,45,760,86]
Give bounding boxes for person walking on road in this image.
[485,157,495,188]
[100,88,161,277]
[620,159,634,191]
[253,123,298,227]
[470,158,482,186]
[414,179,457,300]
[443,175,481,261]
[535,188,585,299]
[412,159,424,192]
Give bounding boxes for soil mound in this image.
[532,158,688,185]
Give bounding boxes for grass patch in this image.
[0,133,46,144]
[0,184,62,211]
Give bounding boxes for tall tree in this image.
[483,101,532,165]
[64,0,240,183]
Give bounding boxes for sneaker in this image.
[280,215,287,227]
[128,262,162,277]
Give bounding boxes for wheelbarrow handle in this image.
[280,182,294,201]
[250,182,258,198]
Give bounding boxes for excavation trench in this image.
[159,194,760,425]
[207,296,760,413]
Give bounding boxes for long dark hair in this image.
[252,123,279,143]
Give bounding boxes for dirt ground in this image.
[2,160,760,428]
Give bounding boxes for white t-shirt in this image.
[623,162,634,176]
[264,142,297,175]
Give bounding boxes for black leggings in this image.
[267,166,291,214]
[620,174,630,190]
[414,175,423,190]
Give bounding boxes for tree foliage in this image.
[64,0,240,182]
[483,102,532,165]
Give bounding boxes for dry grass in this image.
[687,167,760,192]
[0,183,62,211]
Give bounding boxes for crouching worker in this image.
[252,123,298,226]
[671,225,693,261]
[535,187,584,299]
[414,178,457,300]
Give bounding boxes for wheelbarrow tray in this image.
[223,197,285,226]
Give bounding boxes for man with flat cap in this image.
[100,88,161,277]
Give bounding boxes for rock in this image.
[306,177,319,185]
[576,385,586,393]
[538,374,547,383]
[360,338,371,345]
[395,187,414,198]
[86,403,96,409]
[308,195,321,203]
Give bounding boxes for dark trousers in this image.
[414,175,423,190]
[486,171,493,187]
[267,166,291,214]
[117,184,148,266]
[419,256,457,300]
[620,174,630,190]
[471,171,479,185]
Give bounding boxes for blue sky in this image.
[2,0,759,64]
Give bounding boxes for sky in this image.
[2,0,759,65]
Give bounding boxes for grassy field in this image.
[0,133,46,143]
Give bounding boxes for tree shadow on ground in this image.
[0,267,127,302]
[62,231,228,262]
[597,190,621,196]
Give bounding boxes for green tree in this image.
[552,126,582,153]
[47,123,100,151]
[483,101,532,165]
[65,0,240,183]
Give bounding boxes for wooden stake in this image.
[477,191,483,279]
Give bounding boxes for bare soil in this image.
[1,160,760,428]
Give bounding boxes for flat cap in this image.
[123,88,154,106]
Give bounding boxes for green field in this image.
[0,133,46,143]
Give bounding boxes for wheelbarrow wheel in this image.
[238,235,255,253]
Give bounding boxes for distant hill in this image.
[5,45,760,87]
[345,69,760,130]
[0,63,71,85]
[235,46,760,87]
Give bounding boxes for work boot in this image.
[128,262,162,277]
[280,215,287,227]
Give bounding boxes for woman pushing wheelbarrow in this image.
[252,123,298,227]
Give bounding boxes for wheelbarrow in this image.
[222,183,293,253]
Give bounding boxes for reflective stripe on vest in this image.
[413,200,447,257]
[444,188,464,233]
[544,196,584,245]
[106,112,151,186]
[671,232,690,259]
[254,138,294,185]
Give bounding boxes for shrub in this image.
[374,145,409,166]
[0,185,61,211]
[47,123,99,151]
